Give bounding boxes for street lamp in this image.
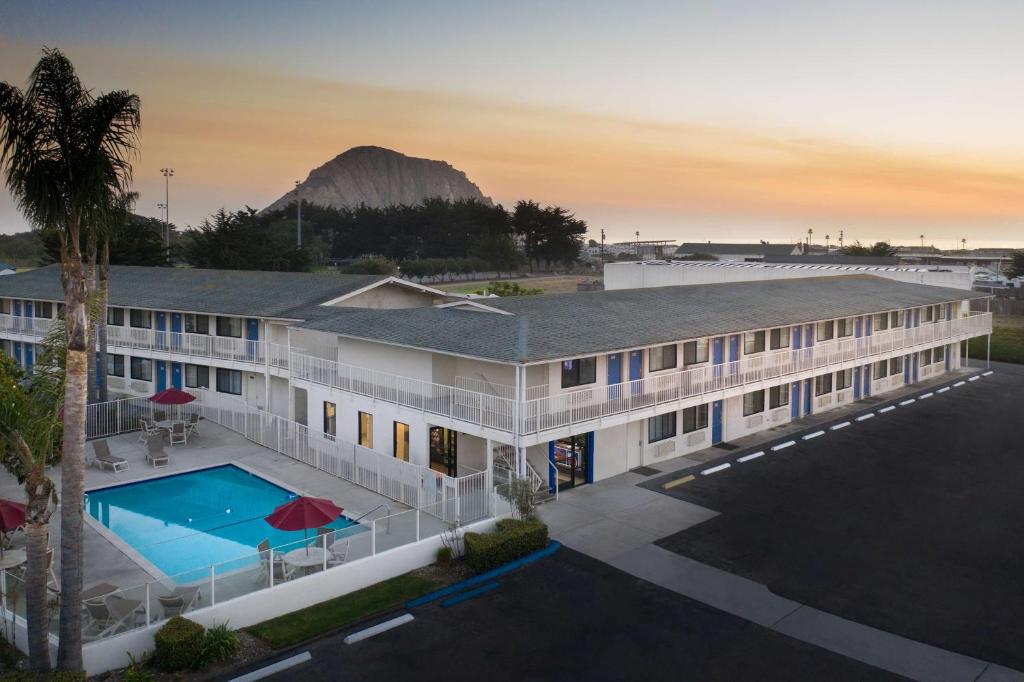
[160,168,174,262]
[157,202,166,224]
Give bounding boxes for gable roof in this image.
[0,265,387,318]
[299,275,987,364]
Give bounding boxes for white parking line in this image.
[937,387,950,393]
[702,463,731,475]
[803,430,825,440]
[771,440,796,451]
[969,376,980,382]
[737,451,765,463]
[830,421,851,431]
[953,381,966,387]
[982,371,994,376]
[920,392,934,399]
[855,413,875,421]
[878,406,896,413]
[230,652,312,682]
[344,614,415,644]
[899,399,915,406]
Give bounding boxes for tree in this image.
[511,200,587,268]
[39,213,167,268]
[0,324,64,671]
[183,208,311,271]
[96,192,139,402]
[1005,251,1024,279]
[841,241,898,257]
[0,48,140,671]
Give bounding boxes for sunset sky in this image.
[1,0,1022,247]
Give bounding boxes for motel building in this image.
[0,265,993,495]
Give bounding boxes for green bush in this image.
[436,545,453,565]
[464,519,548,573]
[152,616,205,672]
[0,674,86,681]
[200,622,241,665]
[122,653,155,682]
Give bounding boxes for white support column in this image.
[287,327,294,421]
[514,364,526,477]
[263,318,271,413]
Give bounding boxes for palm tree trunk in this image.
[23,522,51,672]
[85,239,97,404]
[57,231,87,672]
[97,240,110,403]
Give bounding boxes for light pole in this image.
[807,228,813,254]
[920,234,925,249]
[600,228,605,264]
[295,181,302,248]
[635,230,640,258]
[839,229,844,249]
[157,202,166,224]
[160,168,174,262]
[825,234,830,251]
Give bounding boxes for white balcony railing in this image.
[0,314,54,337]
[104,325,264,364]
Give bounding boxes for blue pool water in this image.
[85,464,363,579]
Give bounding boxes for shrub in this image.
[436,545,453,565]
[200,622,241,665]
[0,674,86,681]
[152,616,205,672]
[122,653,155,682]
[496,476,539,520]
[464,519,548,573]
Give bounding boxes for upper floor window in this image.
[769,327,791,350]
[107,307,124,326]
[890,310,905,328]
[648,412,676,443]
[836,368,853,390]
[561,357,597,389]
[816,320,835,342]
[0,299,9,315]
[216,316,242,338]
[682,339,709,365]
[873,313,889,331]
[34,302,53,319]
[769,384,790,408]
[743,331,765,355]
[649,344,677,372]
[129,309,152,329]
[682,404,708,433]
[742,390,765,416]
[814,373,833,396]
[922,306,935,323]
[836,318,854,338]
[185,314,210,335]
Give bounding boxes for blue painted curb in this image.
[441,581,500,608]
[406,541,561,609]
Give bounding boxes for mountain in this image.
[263,146,491,212]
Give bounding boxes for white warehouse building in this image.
[0,266,992,494]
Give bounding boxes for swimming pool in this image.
[85,464,363,578]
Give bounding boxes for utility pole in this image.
[600,228,605,265]
[839,229,844,249]
[825,234,830,251]
[157,202,166,224]
[920,234,925,249]
[635,230,640,258]
[961,237,967,252]
[160,168,174,263]
[295,180,302,248]
[807,228,813,254]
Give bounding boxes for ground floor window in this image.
[815,373,833,396]
[836,369,853,391]
[107,354,124,378]
[323,402,337,438]
[873,360,888,379]
[768,383,790,409]
[743,390,765,416]
[920,348,933,365]
[0,340,10,358]
[934,346,945,364]
[216,368,242,395]
[429,426,457,476]
[130,356,152,381]
[648,412,676,442]
[682,404,708,433]
[358,411,373,448]
[185,364,209,389]
[890,356,903,375]
[394,422,409,461]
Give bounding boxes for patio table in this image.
[282,547,328,576]
[80,582,118,603]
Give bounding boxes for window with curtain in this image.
[649,344,677,371]
[216,316,242,338]
[358,411,373,448]
[185,364,209,389]
[769,327,791,350]
[682,404,708,433]
[744,331,765,354]
[648,412,676,442]
[561,357,597,388]
[769,384,790,408]
[216,368,242,395]
[130,356,152,381]
[682,339,709,365]
[742,390,765,416]
[815,373,833,396]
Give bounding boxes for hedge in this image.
[152,616,205,672]
[464,519,549,573]
[0,674,86,682]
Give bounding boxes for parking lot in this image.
[648,363,1024,671]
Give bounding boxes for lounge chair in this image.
[83,595,142,640]
[169,421,187,446]
[89,440,129,473]
[138,418,160,443]
[146,438,170,468]
[157,586,202,618]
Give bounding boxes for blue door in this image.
[171,362,183,389]
[12,301,20,317]
[863,365,872,396]
[171,312,183,350]
[904,355,910,382]
[607,353,622,400]
[912,354,919,381]
[711,400,723,444]
[792,325,802,349]
[246,319,260,360]
[865,316,873,335]
[23,343,33,374]
[628,350,642,395]
[803,378,812,415]
[905,310,912,329]
[791,381,801,418]
[12,341,21,366]
[945,344,951,370]
[23,301,32,318]
[853,367,861,399]
[855,317,863,338]
[155,311,167,349]
[913,309,920,327]
[712,337,725,386]
[156,360,167,392]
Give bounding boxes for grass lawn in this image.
[247,574,438,649]
[436,274,599,295]
[967,319,1024,364]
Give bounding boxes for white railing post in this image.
[145,582,151,625]
[210,565,216,605]
[322,533,328,572]
[416,508,420,541]
[371,519,377,555]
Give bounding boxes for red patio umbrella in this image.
[0,500,26,559]
[265,496,343,555]
[149,388,196,405]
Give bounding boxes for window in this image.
[920,349,932,365]
[649,344,677,371]
[215,368,242,395]
[129,309,152,329]
[682,404,708,433]
[769,384,790,409]
[34,302,53,319]
[561,357,597,388]
[873,313,889,331]
[107,307,124,326]
[816,320,834,342]
[216,316,242,338]
[890,356,903,375]
[743,390,765,416]
[648,412,676,443]
[130,357,152,381]
[323,402,337,438]
[934,346,945,364]
[873,360,888,379]
[683,339,709,365]
[107,354,124,377]
[769,327,791,350]
[0,299,9,315]
[815,373,833,396]
[185,364,209,389]
[890,310,905,328]
[358,412,373,448]
[922,306,935,323]
[836,369,853,390]
[837,318,854,338]
[0,340,10,358]
[394,422,410,461]
[185,314,209,335]
[936,305,946,321]
[743,331,765,355]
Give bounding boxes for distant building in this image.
[675,242,801,262]
[609,240,677,259]
[0,263,15,276]
[764,254,899,266]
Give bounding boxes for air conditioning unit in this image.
[654,440,676,458]
[686,431,706,447]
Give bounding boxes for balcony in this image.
[0,313,53,337]
[105,325,265,365]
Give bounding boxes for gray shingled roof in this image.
[676,242,798,256]
[0,265,386,318]
[299,275,988,364]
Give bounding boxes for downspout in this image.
[514,317,528,479]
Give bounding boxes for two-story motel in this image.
[0,265,992,494]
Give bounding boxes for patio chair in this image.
[146,438,170,468]
[186,412,200,437]
[327,539,349,568]
[169,421,187,446]
[157,586,202,618]
[138,418,161,443]
[257,538,294,584]
[83,595,142,640]
[89,440,129,473]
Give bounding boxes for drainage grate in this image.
[631,466,662,476]
[713,442,739,451]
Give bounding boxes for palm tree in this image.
[0,48,140,671]
[96,191,137,403]
[0,323,65,671]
